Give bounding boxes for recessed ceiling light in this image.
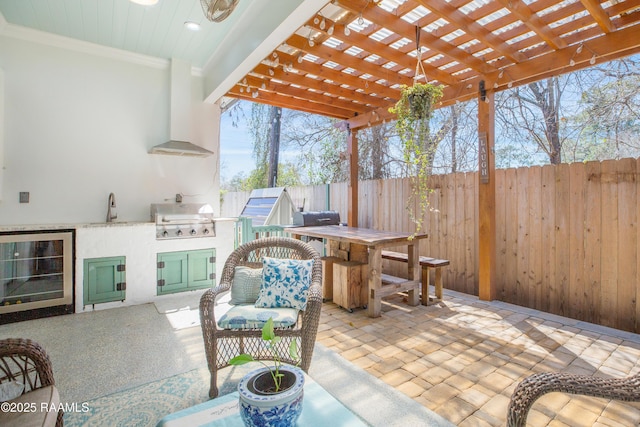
[184,21,201,31]
[130,0,159,5]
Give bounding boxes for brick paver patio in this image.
[317,289,640,426]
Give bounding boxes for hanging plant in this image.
[389,28,444,237]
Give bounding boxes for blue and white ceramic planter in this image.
[238,366,304,427]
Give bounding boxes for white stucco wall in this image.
[0,35,221,225]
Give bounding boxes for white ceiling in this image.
[0,0,328,101]
[0,0,248,69]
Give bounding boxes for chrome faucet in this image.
[106,193,117,222]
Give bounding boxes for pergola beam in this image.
[250,64,391,109]
[236,75,372,114]
[579,0,614,33]
[228,88,355,119]
[495,0,567,50]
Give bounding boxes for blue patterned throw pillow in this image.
[255,257,313,310]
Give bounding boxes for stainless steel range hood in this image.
[150,59,213,157]
[149,140,214,157]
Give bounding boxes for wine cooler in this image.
[0,231,74,321]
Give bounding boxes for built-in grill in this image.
[151,203,215,240]
[292,210,341,227]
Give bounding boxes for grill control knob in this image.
[190,229,197,235]
[176,229,183,237]
[203,228,210,235]
[162,230,169,238]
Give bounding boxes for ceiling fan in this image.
[200,0,240,22]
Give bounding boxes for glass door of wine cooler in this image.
[0,231,73,315]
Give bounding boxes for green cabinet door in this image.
[157,252,189,295]
[84,256,126,305]
[187,249,216,290]
[157,249,215,295]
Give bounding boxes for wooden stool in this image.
[420,258,450,303]
[381,250,450,305]
[333,260,367,312]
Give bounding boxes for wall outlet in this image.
[19,192,29,203]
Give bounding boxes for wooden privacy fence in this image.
[221,158,640,333]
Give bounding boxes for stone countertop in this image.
[0,222,153,233]
[0,217,239,233]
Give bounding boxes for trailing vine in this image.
[389,83,443,236]
[389,26,444,237]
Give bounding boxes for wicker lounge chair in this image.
[507,371,640,426]
[0,338,63,427]
[200,236,322,398]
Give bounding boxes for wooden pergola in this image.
[224,0,640,301]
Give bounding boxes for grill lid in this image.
[151,203,214,223]
[292,211,341,227]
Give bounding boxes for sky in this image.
[219,109,254,181]
[219,102,303,183]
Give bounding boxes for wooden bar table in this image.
[287,225,428,317]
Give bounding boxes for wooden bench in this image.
[381,250,449,305]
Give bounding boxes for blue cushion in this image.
[217,305,299,330]
[229,266,263,305]
[255,257,313,310]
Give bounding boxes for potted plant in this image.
[389,81,444,236]
[229,317,304,427]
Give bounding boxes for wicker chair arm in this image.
[507,371,640,427]
[302,277,322,324]
[199,283,231,330]
[0,338,56,393]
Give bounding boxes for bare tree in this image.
[572,57,640,160]
[431,103,478,173]
[497,78,568,165]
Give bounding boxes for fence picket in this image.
[569,163,586,320]
[584,161,602,324]
[616,158,637,332]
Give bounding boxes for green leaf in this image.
[262,318,275,341]
[288,339,299,361]
[229,354,254,365]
